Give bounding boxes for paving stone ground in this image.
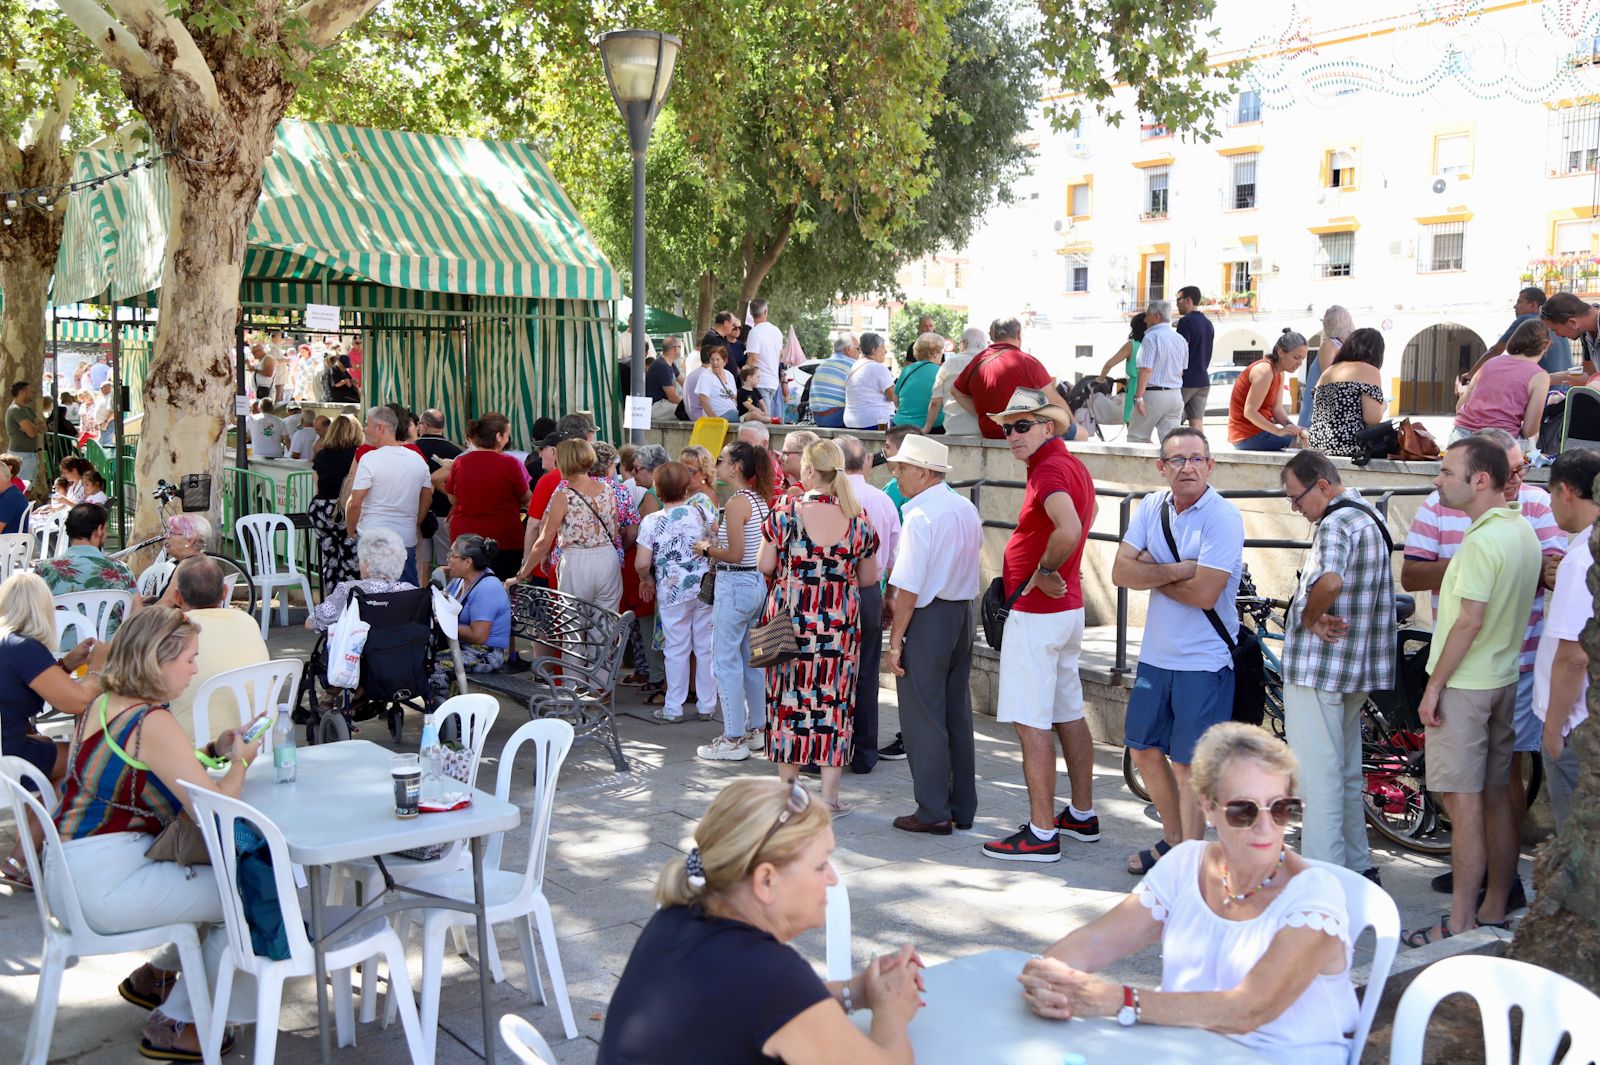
[0,620,1524,1063]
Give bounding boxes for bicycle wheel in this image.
[1123,746,1152,803]
[1360,700,1452,855]
[205,551,259,619]
[1263,666,1287,741]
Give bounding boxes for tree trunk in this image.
[1507,517,1600,990]
[735,207,799,316]
[694,270,717,336]
[132,109,282,541]
[0,255,54,451]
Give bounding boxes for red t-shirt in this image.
[525,468,564,581]
[446,449,531,548]
[1002,436,1095,613]
[953,342,1054,440]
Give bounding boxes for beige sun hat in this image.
[988,386,1072,431]
[885,434,952,473]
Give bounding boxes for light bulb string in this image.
[0,127,219,224]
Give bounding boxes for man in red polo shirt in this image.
[952,317,1072,440]
[981,387,1099,863]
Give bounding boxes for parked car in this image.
[1207,366,1242,416]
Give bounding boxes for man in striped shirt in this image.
[1401,427,1562,908]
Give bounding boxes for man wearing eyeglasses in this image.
[1401,426,1562,915]
[1279,450,1394,881]
[981,388,1099,863]
[1112,427,1244,876]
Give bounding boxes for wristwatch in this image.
[1036,562,1058,577]
[1117,985,1141,1026]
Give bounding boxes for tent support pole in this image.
[462,298,476,427]
[236,317,248,471]
[110,301,125,545]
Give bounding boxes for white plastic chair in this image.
[0,531,34,579]
[235,513,314,637]
[189,658,305,758]
[335,693,500,1021]
[1389,954,1600,1065]
[386,718,578,1055]
[499,1014,556,1064]
[825,880,853,982]
[1306,860,1400,1063]
[53,588,134,646]
[181,783,427,1065]
[17,499,34,534]
[2,759,217,1065]
[33,512,69,560]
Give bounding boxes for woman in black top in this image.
[598,779,921,1065]
[324,354,360,403]
[310,412,361,588]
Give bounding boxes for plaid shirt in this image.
[1283,489,1396,692]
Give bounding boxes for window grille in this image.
[1419,222,1465,272]
[1316,232,1354,278]
[1230,153,1258,209]
[1144,167,1169,218]
[1233,91,1262,124]
[1065,254,1089,292]
[1550,105,1600,175]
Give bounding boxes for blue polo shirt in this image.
[449,574,512,650]
[1123,486,1244,672]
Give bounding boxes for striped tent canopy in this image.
[51,120,620,440]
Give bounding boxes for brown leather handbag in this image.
[1392,419,1442,461]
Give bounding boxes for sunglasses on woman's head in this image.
[1221,796,1303,829]
[743,782,811,875]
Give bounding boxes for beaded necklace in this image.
[1219,847,1285,908]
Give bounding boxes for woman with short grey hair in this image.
[1298,305,1355,429]
[930,327,989,436]
[306,526,415,632]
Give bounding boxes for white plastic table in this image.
[854,949,1272,1065]
[240,739,520,1064]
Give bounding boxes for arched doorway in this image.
[1400,323,1486,415]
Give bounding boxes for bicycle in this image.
[110,479,260,618]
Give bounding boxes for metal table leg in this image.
[473,836,496,1064]
[309,863,333,1065]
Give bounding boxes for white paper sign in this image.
[235,394,251,416]
[623,395,653,430]
[304,303,341,331]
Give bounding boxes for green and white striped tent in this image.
[52,120,621,440]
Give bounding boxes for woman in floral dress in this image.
[758,439,879,815]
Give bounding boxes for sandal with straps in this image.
[1401,915,1458,949]
[0,855,32,891]
[1126,838,1172,876]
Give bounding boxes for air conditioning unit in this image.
[1248,256,1265,273]
[1388,241,1403,256]
[1068,139,1088,158]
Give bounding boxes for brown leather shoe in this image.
[893,814,953,835]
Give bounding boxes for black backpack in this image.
[1160,506,1264,727]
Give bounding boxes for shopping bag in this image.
[326,598,369,688]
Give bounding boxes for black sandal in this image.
[643,688,667,706]
[1127,838,1172,876]
[119,966,176,1011]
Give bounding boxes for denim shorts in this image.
[1124,661,1235,765]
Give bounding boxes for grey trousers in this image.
[1546,719,1585,829]
[896,597,978,824]
[851,583,884,772]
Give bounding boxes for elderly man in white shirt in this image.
[745,298,786,421]
[838,435,901,775]
[884,435,982,833]
[1128,299,1189,444]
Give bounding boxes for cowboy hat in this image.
[885,434,952,473]
[989,386,1072,431]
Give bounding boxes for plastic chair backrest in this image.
[54,589,134,644]
[825,880,852,982]
[499,1015,556,1064]
[487,719,574,897]
[182,783,316,977]
[1388,954,1600,1065]
[0,532,34,579]
[236,513,298,580]
[0,758,89,945]
[687,417,729,455]
[16,501,34,535]
[34,512,69,559]
[189,658,305,758]
[1306,860,1400,1062]
[435,693,501,791]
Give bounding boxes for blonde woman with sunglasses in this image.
[1018,724,1358,1065]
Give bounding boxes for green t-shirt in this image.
[1427,505,1542,689]
[5,403,39,452]
[892,360,942,428]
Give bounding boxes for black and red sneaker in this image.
[1055,807,1101,842]
[982,824,1062,863]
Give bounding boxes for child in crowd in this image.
[81,468,108,506]
[737,365,770,422]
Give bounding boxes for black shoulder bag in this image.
[1159,502,1264,727]
[980,577,1027,651]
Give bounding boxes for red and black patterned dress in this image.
[761,493,879,768]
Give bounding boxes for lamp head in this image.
[598,29,682,150]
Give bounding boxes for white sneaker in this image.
[698,735,751,762]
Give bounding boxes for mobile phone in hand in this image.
[241,713,274,746]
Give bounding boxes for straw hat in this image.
[885,435,952,473]
[989,386,1072,431]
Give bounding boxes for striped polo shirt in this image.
[1403,485,1565,671]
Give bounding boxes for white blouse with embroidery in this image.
[1133,839,1358,1065]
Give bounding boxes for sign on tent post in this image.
[623,396,652,430]
[304,303,341,331]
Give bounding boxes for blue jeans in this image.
[1233,429,1297,451]
[814,407,845,429]
[760,387,787,424]
[712,569,767,738]
[400,553,419,587]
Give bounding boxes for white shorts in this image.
[996,607,1085,729]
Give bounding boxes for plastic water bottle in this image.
[419,712,443,804]
[272,705,296,783]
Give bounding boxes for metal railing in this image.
[947,477,1436,678]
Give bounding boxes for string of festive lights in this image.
[0,138,216,228]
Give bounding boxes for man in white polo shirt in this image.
[346,405,432,585]
[1113,426,1244,875]
[1127,300,1188,444]
[745,298,785,422]
[1534,447,1599,828]
[884,436,981,834]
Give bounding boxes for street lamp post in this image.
[599,28,681,444]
